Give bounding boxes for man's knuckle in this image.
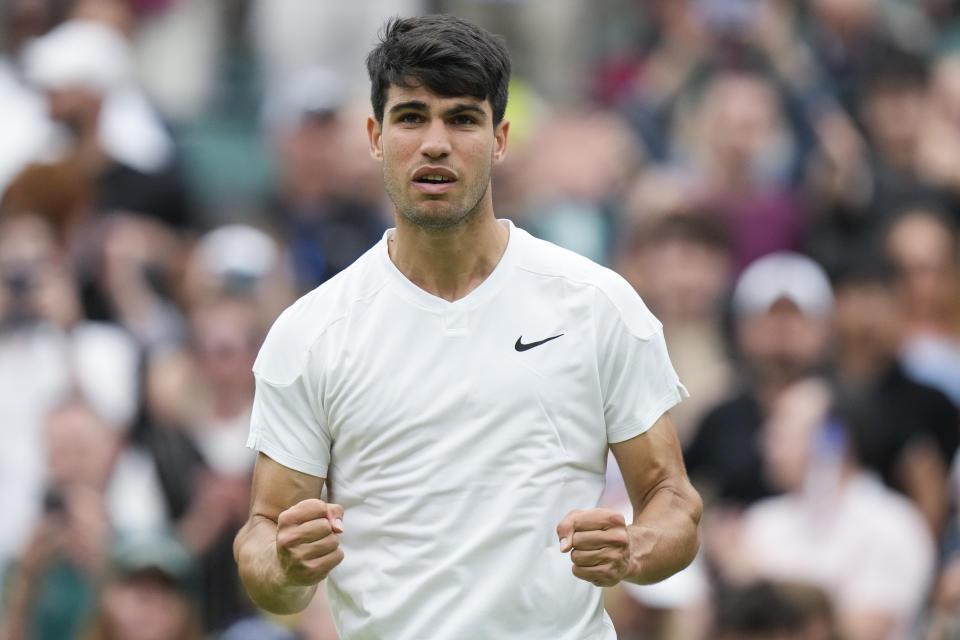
[606,511,625,526]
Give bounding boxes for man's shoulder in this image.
[253,246,387,384]
[514,226,623,288]
[513,226,660,339]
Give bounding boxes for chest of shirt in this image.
[315,285,609,494]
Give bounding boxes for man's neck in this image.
[388,212,509,302]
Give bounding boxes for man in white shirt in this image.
[234,14,702,639]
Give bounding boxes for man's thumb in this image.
[328,503,344,533]
[556,511,578,553]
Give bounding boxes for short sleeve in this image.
[246,308,331,478]
[595,282,688,444]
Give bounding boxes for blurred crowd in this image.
[1,1,960,639]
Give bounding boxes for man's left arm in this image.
[557,413,702,586]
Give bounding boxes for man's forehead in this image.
[384,83,490,112]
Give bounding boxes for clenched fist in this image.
[557,508,633,587]
[276,499,345,586]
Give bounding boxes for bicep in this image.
[249,452,325,522]
[610,413,693,513]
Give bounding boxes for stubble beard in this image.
[385,163,492,232]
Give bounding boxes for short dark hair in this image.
[366,15,511,125]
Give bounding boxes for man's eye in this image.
[451,115,477,125]
[398,113,424,124]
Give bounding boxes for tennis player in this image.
[234,14,701,639]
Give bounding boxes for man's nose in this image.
[420,120,451,158]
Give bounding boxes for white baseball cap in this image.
[732,252,834,319]
[23,19,134,93]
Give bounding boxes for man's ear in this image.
[493,119,509,163]
[367,116,383,160]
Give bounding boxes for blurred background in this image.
[1,0,960,639]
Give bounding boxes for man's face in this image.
[737,299,830,389]
[367,83,508,231]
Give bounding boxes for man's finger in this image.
[280,499,332,525]
[278,518,334,549]
[292,534,340,561]
[571,548,616,568]
[569,509,625,533]
[570,527,629,551]
[572,563,619,587]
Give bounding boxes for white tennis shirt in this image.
[247,220,687,639]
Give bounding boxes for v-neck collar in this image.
[377,219,518,312]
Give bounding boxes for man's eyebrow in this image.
[443,103,487,119]
[387,101,487,119]
[388,100,428,115]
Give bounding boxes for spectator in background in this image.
[603,0,711,160]
[916,48,960,208]
[21,18,194,230]
[517,108,642,264]
[857,49,953,219]
[0,163,187,353]
[0,209,139,578]
[616,214,734,445]
[830,254,958,537]
[1,160,94,249]
[803,0,935,115]
[83,212,187,352]
[685,252,833,507]
[248,0,425,99]
[84,528,204,640]
[712,580,837,640]
[665,67,805,272]
[0,399,170,639]
[138,294,268,632]
[735,378,934,640]
[885,208,960,407]
[260,67,388,292]
[182,224,295,330]
[0,0,58,196]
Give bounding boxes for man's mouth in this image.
[414,174,456,184]
[412,167,457,194]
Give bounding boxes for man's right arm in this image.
[234,452,344,615]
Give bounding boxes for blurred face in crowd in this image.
[833,279,903,369]
[623,233,731,323]
[762,379,833,492]
[886,211,960,322]
[368,83,508,231]
[700,72,781,174]
[277,112,342,203]
[190,299,260,395]
[0,213,78,327]
[523,110,639,202]
[44,402,118,490]
[863,81,926,169]
[46,87,103,137]
[101,572,194,640]
[930,54,960,128]
[737,298,830,392]
[811,0,875,33]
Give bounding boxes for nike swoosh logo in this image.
[515,334,564,352]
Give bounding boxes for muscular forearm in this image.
[234,515,317,614]
[624,481,702,584]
